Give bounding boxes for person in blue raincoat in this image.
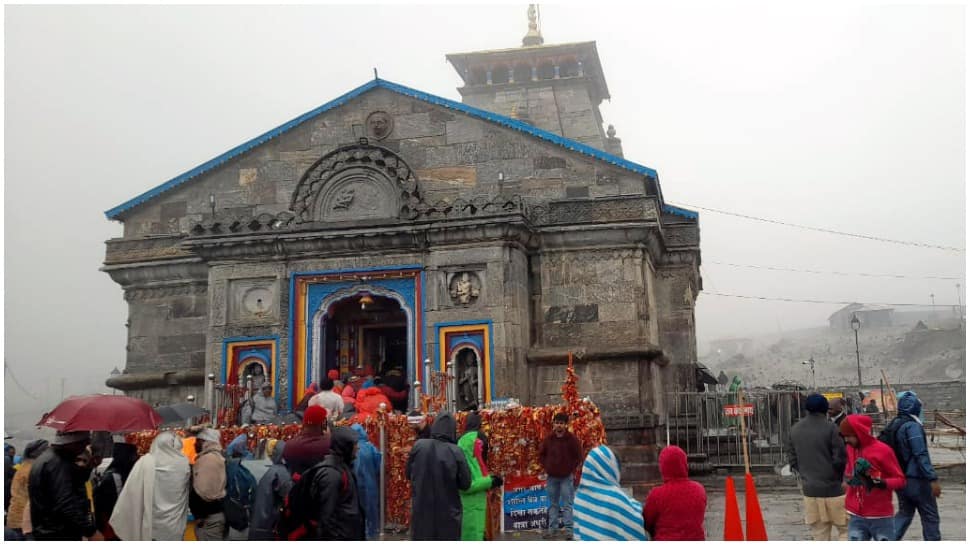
[891,391,942,540]
[351,424,382,539]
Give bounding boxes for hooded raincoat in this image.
[406,412,473,540]
[351,424,382,539]
[642,446,706,540]
[458,414,495,541]
[248,440,292,540]
[307,427,366,539]
[842,414,906,518]
[355,387,392,419]
[109,431,191,541]
[573,445,646,541]
[893,392,938,481]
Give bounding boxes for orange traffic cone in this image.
[744,473,768,540]
[724,476,744,540]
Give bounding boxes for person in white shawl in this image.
[109,431,191,541]
[572,445,648,541]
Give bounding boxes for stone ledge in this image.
[526,345,668,365]
[105,369,204,391]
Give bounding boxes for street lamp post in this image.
[802,357,816,391]
[850,314,862,390]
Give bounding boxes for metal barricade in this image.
[665,390,806,469]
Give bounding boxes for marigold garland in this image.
[124,363,606,529]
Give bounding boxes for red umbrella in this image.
[37,394,163,432]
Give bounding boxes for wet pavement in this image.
[384,481,966,541]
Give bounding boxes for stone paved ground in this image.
[398,483,965,541]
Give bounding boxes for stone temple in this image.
[103,11,702,469]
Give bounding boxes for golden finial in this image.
[522,4,544,47]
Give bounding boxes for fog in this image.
[4,3,964,434]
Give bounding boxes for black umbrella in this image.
[156,403,207,425]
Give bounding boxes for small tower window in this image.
[537,62,555,80]
[513,64,532,84]
[491,65,510,84]
[560,59,579,78]
[469,67,487,86]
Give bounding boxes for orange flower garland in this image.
[125,359,606,529]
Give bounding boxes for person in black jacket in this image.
[787,393,848,541]
[5,443,16,515]
[248,439,292,540]
[28,431,100,540]
[406,412,472,540]
[92,441,139,539]
[307,426,365,540]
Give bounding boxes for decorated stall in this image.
[127,359,606,532]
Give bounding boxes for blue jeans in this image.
[848,515,895,541]
[546,476,575,532]
[894,478,941,540]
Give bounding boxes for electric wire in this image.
[702,292,959,307]
[708,261,964,281]
[4,361,40,400]
[671,202,965,252]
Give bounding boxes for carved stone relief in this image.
[449,272,482,305]
[290,143,421,223]
[318,173,396,222]
[229,278,279,323]
[366,111,393,140]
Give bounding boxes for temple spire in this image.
[522,4,544,46]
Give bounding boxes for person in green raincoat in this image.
[457,412,503,540]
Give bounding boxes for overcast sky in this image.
[4,3,965,417]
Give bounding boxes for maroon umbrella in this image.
[37,394,163,432]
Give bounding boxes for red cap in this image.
[327,369,339,381]
[304,405,328,425]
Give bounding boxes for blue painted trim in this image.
[221,335,281,403]
[433,319,495,403]
[662,204,699,220]
[105,78,660,220]
[287,276,297,409]
[290,264,422,278]
[287,265,425,408]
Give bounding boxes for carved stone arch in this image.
[290,143,421,223]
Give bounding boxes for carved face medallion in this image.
[366,111,393,140]
[449,271,481,305]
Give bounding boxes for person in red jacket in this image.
[355,386,392,418]
[840,415,906,541]
[642,445,706,540]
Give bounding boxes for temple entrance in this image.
[318,293,409,383]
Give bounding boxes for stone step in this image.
[618,462,661,483]
[611,445,658,464]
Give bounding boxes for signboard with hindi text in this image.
[503,475,549,532]
[722,403,755,417]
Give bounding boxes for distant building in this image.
[828,303,894,330]
[707,338,754,357]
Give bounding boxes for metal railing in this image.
[665,390,807,469]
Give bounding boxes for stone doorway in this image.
[318,293,409,382]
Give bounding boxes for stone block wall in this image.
[537,248,649,348]
[119,88,641,238]
[462,82,607,150]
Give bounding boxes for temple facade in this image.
[103,11,701,446]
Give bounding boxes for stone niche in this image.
[444,268,485,307]
[228,277,280,324]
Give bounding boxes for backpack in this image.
[877,416,923,470]
[275,462,350,540]
[223,459,258,531]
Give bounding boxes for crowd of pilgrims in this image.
[3,397,715,542]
